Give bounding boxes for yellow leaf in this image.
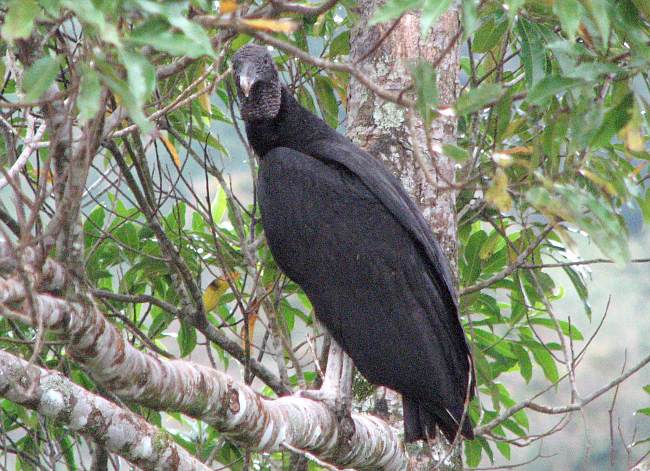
[160,133,181,168]
[241,18,299,33]
[620,105,644,153]
[485,168,513,212]
[579,169,617,197]
[492,152,514,168]
[39,168,54,184]
[313,13,326,36]
[632,161,647,177]
[241,307,259,348]
[203,273,240,313]
[198,65,212,116]
[495,146,533,155]
[220,0,238,13]
[198,91,212,115]
[500,116,526,139]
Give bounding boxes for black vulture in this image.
[232,44,475,442]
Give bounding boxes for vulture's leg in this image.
[299,340,354,424]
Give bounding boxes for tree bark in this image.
[347,5,463,471]
[347,7,460,270]
[0,350,211,471]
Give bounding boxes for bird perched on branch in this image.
[232,44,475,442]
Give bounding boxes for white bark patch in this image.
[70,396,92,429]
[39,389,65,417]
[373,102,405,130]
[132,436,153,460]
[106,415,138,452]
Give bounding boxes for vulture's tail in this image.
[403,397,474,443]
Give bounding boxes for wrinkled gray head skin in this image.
[232,45,282,121]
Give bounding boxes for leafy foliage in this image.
[0,0,648,469]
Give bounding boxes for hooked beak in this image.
[239,64,256,98]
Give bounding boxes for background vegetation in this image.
[0,0,648,469]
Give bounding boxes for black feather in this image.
[234,45,475,441]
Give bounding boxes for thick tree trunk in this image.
[347,7,460,270]
[347,5,463,471]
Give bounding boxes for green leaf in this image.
[528,342,559,383]
[442,143,469,162]
[637,407,650,416]
[472,16,508,53]
[178,319,197,357]
[22,55,60,102]
[553,0,584,41]
[529,184,630,264]
[456,83,504,115]
[2,0,39,40]
[62,0,121,46]
[475,330,516,360]
[529,318,584,340]
[84,205,105,248]
[591,93,634,149]
[462,230,487,285]
[411,60,438,126]
[119,50,156,109]
[479,230,506,261]
[464,439,482,468]
[517,18,546,87]
[496,441,511,460]
[585,0,611,49]
[135,0,215,57]
[462,0,479,38]
[420,0,453,34]
[129,18,210,58]
[562,266,592,317]
[96,59,152,132]
[210,185,228,224]
[371,0,422,24]
[477,436,494,463]
[57,434,77,471]
[502,417,527,437]
[314,76,339,128]
[639,188,650,223]
[512,344,533,383]
[78,66,102,123]
[330,31,350,57]
[297,87,316,113]
[565,62,620,81]
[526,75,584,105]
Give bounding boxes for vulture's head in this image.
[233,45,282,121]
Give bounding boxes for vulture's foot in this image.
[296,387,339,410]
[297,340,355,439]
[297,388,355,440]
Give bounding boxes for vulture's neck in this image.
[245,87,342,158]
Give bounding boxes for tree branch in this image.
[269,0,340,16]
[0,350,212,471]
[0,258,409,470]
[474,350,650,434]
